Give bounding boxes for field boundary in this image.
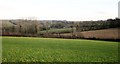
[1,28,120,42]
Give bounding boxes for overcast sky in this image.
[0,0,119,21]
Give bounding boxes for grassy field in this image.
[2,37,118,62]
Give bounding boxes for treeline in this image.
[1,18,120,37]
[75,18,120,32]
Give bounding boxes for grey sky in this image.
[0,0,119,21]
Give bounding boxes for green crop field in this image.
[2,36,118,62]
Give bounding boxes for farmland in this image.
[2,36,118,62]
[1,18,120,40]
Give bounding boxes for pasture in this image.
[2,37,118,62]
